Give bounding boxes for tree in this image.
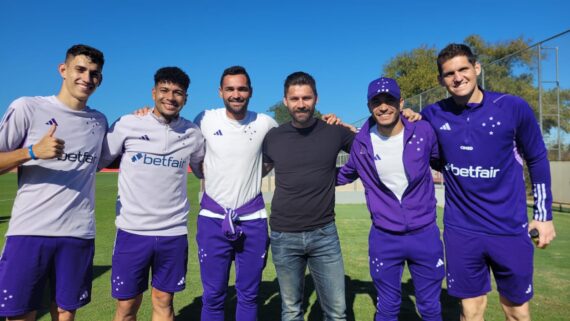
[382,45,439,98]
[268,101,323,125]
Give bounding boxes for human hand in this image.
[32,124,65,159]
[322,113,341,125]
[528,220,556,248]
[134,106,152,116]
[401,108,422,122]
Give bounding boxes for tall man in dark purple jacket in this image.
[337,77,444,321]
[419,44,556,321]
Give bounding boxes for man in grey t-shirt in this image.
[0,44,107,321]
[100,67,204,321]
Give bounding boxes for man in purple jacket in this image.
[337,77,444,321]
[420,44,556,321]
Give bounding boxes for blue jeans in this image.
[270,222,346,321]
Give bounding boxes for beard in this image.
[224,99,248,119]
[289,108,315,127]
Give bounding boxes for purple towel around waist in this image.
[200,192,265,241]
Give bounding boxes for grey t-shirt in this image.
[0,96,108,239]
[100,113,205,236]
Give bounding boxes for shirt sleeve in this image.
[0,98,33,152]
[336,143,359,186]
[514,98,552,221]
[339,126,355,153]
[193,111,205,129]
[424,121,442,171]
[189,129,205,179]
[262,130,274,165]
[267,116,278,130]
[98,117,126,170]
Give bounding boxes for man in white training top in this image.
[193,66,277,321]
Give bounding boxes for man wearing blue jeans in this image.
[262,72,355,321]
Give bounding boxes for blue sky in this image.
[1,0,568,125]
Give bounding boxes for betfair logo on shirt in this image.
[131,152,186,168]
[445,163,500,179]
[57,151,97,163]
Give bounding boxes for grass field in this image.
[0,173,568,320]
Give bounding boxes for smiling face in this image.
[438,55,482,105]
[219,74,252,120]
[57,54,102,109]
[368,93,404,136]
[283,84,317,128]
[152,81,187,121]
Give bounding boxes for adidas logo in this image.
[436,258,444,268]
[439,123,451,131]
[139,135,150,141]
[45,118,58,126]
[374,154,381,161]
[79,290,89,301]
[213,129,223,136]
[131,153,143,162]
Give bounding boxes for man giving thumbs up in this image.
[0,44,107,321]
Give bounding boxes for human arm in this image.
[336,151,359,186]
[425,122,443,171]
[262,162,274,177]
[261,132,275,177]
[335,125,359,185]
[401,108,422,122]
[97,119,125,170]
[322,113,357,133]
[515,99,555,247]
[0,101,66,174]
[189,133,205,179]
[528,221,556,248]
[0,124,65,174]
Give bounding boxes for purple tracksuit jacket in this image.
[337,117,440,233]
[422,90,552,236]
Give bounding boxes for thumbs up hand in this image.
[31,125,66,159]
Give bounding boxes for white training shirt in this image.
[0,96,108,239]
[100,113,205,236]
[370,125,408,202]
[194,108,277,220]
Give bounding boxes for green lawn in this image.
[0,173,568,320]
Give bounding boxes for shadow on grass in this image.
[176,278,282,321]
[0,216,11,224]
[35,265,112,319]
[176,274,459,321]
[398,278,461,321]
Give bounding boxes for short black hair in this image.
[220,65,251,88]
[65,44,105,67]
[437,43,477,75]
[283,71,317,97]
[154,67,190,91]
